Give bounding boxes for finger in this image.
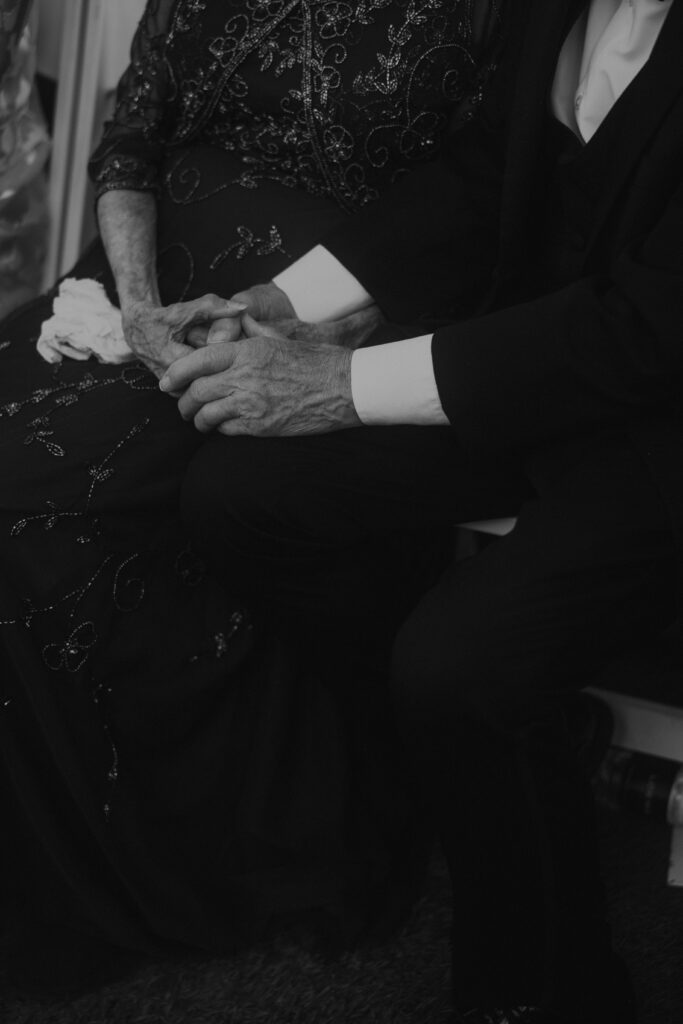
[230,285,272,320]
[241,312,286,341]
[176,373,233,421]
[172,294,247,327]
[194,398,238,433]
[145,341,195,380]
[230,290,255,312]
[187,325,210,346]
[207,318,242,345]
[159,341,238,393]
[231,282,296,320]
[217,419,249,436]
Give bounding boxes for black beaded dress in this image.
[0,0,493,961]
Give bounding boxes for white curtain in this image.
[37,0,146,89]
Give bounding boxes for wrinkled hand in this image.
[230,280,297,322]
[251,303,385,350]
[184,281,385,350]
[159,320,361,437]
[122,295,247,377]
[186,315,246,348]
[182,282,294,347]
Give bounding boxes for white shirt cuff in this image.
[350,335,450,426]
[274,245,372,322]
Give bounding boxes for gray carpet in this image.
[1,807,682,1024]
[0,856,454,1024]
[600,809,683,1024]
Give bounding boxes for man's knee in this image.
[390,583,548,736]
[392,609,502,732]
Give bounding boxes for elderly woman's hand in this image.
[122,295,246,377]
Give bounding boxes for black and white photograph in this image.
[1,1,683,1022]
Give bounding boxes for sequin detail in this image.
[210,223,289,268]
[0,349,250,818]
[90,0,501,214]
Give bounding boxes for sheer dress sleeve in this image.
[88,0,179,200]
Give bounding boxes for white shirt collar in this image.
[551,0,674,141]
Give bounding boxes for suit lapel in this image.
[581,0,683,253]
[497,0,584,271]
[498,0,683,275]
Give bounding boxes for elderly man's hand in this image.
[230,281,297,322]
[260,304,385,349]
[185,291,383,350]
[159,318,361,437]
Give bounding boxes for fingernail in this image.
[230,302,247,311]
[159,376,170,391]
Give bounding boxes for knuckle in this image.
[188,378,206,402]
[206,347,222,370]
[195,404,216,431]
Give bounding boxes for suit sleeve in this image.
[433,173,683,456]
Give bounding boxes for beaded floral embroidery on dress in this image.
[1,0,500,825]
[0,335,250,818]
[90,0,500,213]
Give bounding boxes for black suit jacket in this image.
[320,0,683,525]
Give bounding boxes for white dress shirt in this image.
[273,0,674,426]
[552,0,673,141]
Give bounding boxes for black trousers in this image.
[181,424,676,1021]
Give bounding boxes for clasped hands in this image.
[126,282,382,436]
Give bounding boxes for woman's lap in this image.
[0,211,425,954]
